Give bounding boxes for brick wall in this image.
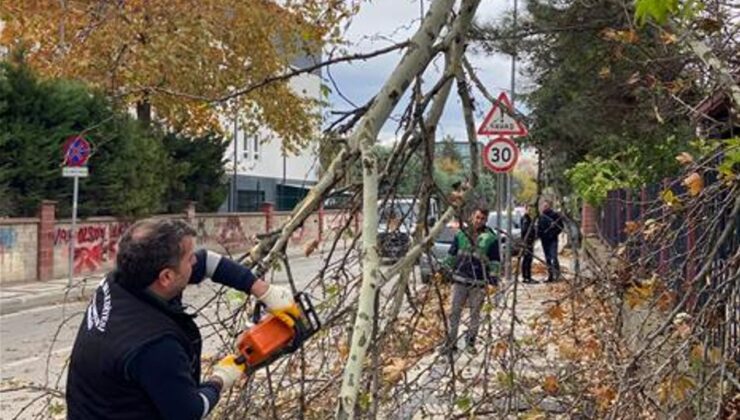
[0,220,39,284]
[0,203,351,283]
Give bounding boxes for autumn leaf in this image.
[546,304,566,322]
[660,31,678,44]
[543,375,560,395]
[383,358,409,383]
[675,152,694,165]
[661,189,681,207]
[303,239,320,257]
[590,385,617,410]
[558,341,580,360]
[598,66,612,79]
[492,341,508,358]
[624,220,641,235]
[656,290,676,312]
[658,374,695,404]
[625,278,656,309]
[683,172,704,196]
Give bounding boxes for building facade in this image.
[220,57,322,212]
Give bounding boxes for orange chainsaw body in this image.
[236,315,295,368]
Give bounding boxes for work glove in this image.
[211,354,246,389]
[257,284,301,327]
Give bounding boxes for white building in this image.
[220,54,322,212]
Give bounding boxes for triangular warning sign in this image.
[477,92,528,137]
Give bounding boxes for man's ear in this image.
[155,268,177,289]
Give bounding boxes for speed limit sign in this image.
[482,137,519,173]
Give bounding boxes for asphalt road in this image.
[0,252,334,418]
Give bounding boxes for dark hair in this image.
[116,219,197,289]
[472,206,489,218]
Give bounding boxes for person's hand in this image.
[211,354,246,389]
[257,284,301,327]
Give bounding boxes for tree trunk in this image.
[336,0,459,417]
[136,99,151,126]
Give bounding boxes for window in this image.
[242,134,249,160]
[237,190,265,212]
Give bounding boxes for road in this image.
[0,252,333,418]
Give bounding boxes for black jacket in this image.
[66,272,202,420]
[521,214,537,244]
[537,208,563,242]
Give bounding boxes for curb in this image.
[0,278,99,316]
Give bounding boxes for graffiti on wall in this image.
[196,216,255,254]
[0,227,18,254]
[54,222,131,274]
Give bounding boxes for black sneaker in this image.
[522,278,535,284]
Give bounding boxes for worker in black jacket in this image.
[520,203,537,283]
[537,200,564,282]
[66,218,299,420]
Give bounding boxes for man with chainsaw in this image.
[441,206,500,355]
[66,218,299,419]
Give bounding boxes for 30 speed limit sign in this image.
[482,137,519,173]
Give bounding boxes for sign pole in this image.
[68,175,79,287]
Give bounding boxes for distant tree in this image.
[162,131,229,213]
[0,58,172,217]
[0,1,355,152]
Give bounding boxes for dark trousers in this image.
[542,239,560,281]
[521,242,534,280]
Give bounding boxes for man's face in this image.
[471,210,487,230]
[171,236,196,294]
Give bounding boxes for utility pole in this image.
[232,115,238,212]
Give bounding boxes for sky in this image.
[325,0,524,145]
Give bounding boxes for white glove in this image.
[211,355,245,389]
[257,284,300,327]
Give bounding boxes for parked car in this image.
[419,220,459,283]
[378,197,439,261]
[487,209,524,255]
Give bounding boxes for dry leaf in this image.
[625,278,656,309]
[383,358,409,383]
[583,338,602,358]
[546,304,566,322]
[683,172,704,196]
[303,239,320,257]
[658,375,695,404]
[558,341,579,360]
[660,31,677,44]
[543,375,560,395]
[656,290,676,312]
[591,385,617,410]
[492,341,508,358]
[624,220,641,235]
[599,66,611,79]
[675,152,694,165]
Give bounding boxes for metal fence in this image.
[596,173,739,361]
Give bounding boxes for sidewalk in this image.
[0,275,101,315]
[0,244,345,316]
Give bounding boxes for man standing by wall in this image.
[441,207,500,355]
[537,199,564,282]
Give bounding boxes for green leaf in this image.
[635,0,678,25]
[455,395,472,411]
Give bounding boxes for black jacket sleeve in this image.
[190,249,256,292]
[125,336,220,420]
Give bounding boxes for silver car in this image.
[419,221,459,283]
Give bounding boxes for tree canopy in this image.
[0,59,228,217]
[0,0,356,151]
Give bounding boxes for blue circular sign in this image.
[63,136,91,167]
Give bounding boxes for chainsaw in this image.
[234,292,321,371]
